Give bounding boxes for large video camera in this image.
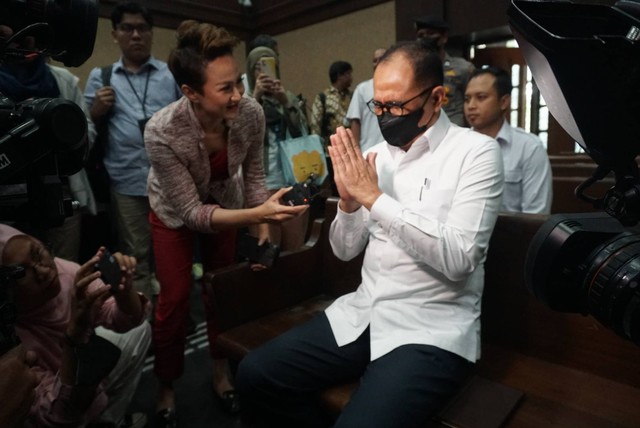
[0,95,90,226]
[1,0,99,67]
[0,0,99,353]
[0,0,99,227]
[508,0,640,345]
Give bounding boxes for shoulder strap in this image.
[97,66,114,122]
[318,92,330,136]
[100,65,113,86]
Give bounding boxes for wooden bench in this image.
[550,162,604,178]
[548,154,595,165]
[546,154,617,214]
[205,199,640,426]
[551,176,616,214]
[481,212,640,427]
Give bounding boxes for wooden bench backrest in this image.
[205,198,358,332]
[204,218,326,332]
[551,176,615,213]
[548,154,594,164]
[551,162,603,178]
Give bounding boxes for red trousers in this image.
[149,210,236,382]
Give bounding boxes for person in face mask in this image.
[236,40,505,428]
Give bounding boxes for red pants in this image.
[149,210,236,382]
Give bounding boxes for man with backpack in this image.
[310,61,353,148]
[84,1,181,299]
[309,60,353,194]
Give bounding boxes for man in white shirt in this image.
[346,48,386,152]
[464,66,552,214]
[237,40,504,428]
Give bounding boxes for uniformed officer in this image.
[414,14,475,127]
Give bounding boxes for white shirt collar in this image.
[494,119,512,145]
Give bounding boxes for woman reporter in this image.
[144,20,307,427]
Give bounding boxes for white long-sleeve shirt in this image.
[325,112,504,363]
[495,120,552,214]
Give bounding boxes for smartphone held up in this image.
[258,56,277,78]
[94,249,122,293]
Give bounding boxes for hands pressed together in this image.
[328,126,382,212]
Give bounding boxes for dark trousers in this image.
[236,313,472,428]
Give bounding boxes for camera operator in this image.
[0,224,151,427]
[0,26,97,262]
[0,345,38,428]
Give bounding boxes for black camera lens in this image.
[581,233,640,344]
[18,98,87,152]
[526,213,640,346]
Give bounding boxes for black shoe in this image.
[217,390,241,415]
[153,408,177,428]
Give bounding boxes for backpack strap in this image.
[318,92,331,139]
[87,65,114,204]
[100,65,113,87]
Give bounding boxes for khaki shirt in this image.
[442,53,475,127]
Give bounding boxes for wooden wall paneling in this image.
[274,2,395,116]
[96,0,619,39]
[394,0,513,57]
[547,115,576,155]
[252,0,389,37]
[394,0,444,42]
[446,0,511,35]
[98,0,251,37]
[97,0,389,41]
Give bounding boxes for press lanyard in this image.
[123,67,151,118]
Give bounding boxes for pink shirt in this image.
[14,254,150,426]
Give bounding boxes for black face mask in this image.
[377,92,433,148]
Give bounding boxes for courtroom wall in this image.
[56,2,395,119]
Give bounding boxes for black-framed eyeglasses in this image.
[367,86,435,117]
[117,23,151,34]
